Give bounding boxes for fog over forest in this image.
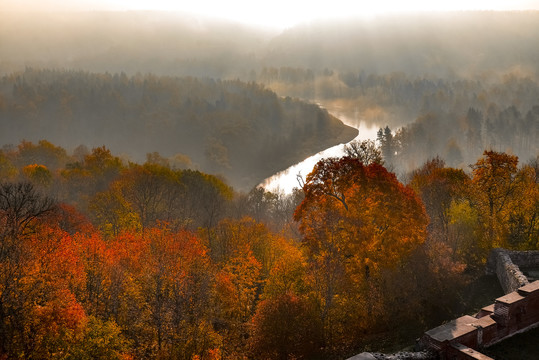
[1,10,538,185]
[1,8,539,360]
[3,11,539,78]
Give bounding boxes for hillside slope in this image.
[0,69,357,189]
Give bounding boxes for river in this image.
[260,104,380,194]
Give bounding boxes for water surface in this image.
[261,107,379,193]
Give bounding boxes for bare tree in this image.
[0,182,56,240]
[0,182,56,355]
[343,139,384,166]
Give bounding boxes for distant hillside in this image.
[2,11,539,79]
[263,12,539,77]
[0,11,272,78]
[0,69,357,189]
[3,11,539,119]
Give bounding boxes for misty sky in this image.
[3,0,539,28]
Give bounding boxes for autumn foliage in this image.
[293,157,428,349]
[0,141,538,359]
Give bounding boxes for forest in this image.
[0,138,537,359]
[1,8,538,360]
[0,69,356,190]
[255,68,539,176]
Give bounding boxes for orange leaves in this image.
[22,164,52,187]
[213,233,262,351]
[293,157,429,347]
[297,157,428,270]
[263,241,306,298]
[72,225,217,358]
[32,288,87,338]
[471,150,522,249]
[30,289,88,358]
[32,225,86,292]
[249,293,323,360]
[218,250,261,320]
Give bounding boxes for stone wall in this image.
[506,249,539,269]
[486,248,530,294]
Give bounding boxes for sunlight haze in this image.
[3,0,539,28]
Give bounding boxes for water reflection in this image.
[260,110,379,194]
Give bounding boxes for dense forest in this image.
[1,8,539,360]
[2,11,539,181]
[255,69,539,175]
[0,69,356,189]
[0,140,537,359]
[3,68,538,187]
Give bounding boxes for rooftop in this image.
[470,315,496,329]
[495,291,525,305]
[479,304,495,314]
[517,279,539,296]
[424,315,477,343]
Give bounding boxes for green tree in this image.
[377,126,395,167]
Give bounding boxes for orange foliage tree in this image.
[0,182,92,358]
[470,150,519,250]
[249,293,323,360]
[294,157,428,351]
[470,150,539,252]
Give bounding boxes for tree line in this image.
[0,139,537,359]
[253,67,539,175]
[0,68,356,190]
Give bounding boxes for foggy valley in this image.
[2,10,538,188]
[0,6,538,360]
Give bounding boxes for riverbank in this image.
[260,108,378,193]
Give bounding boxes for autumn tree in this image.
[249,293,323,360]
[88,181,141,238]
[136,226,218,358]
[409,157,470,252]
[207,218,265,357]
[75,232,110,319]
[470,150,519,250]
[0,182,56,239]
[0,182,90,358]
[29,289,87,359]
[180,170,233,230]
[116,163,182,232]
[234,187,303,235]
[249,234,315,359]
[403,159,472,321]
[244,187,277,224]
[15,140,71,171]
[294,157,428,352]
[69,316,131,360]
[60,146,124,208]
[22,164,53,188]
[505,161,539,249]
[0,151,18,180]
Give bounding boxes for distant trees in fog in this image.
[253,67,538,174]
[0,68,356,190]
